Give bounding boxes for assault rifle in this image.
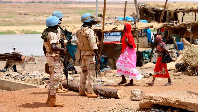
[59,27,70,89]
[59,26,72,42]
[95,55,99,78]
[60,37,69,88]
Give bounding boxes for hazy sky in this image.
[77,0,198,1]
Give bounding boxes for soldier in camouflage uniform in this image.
[76,13,101,98]
[52,11,68,93]
[42,16,66,107]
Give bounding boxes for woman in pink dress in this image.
[116,23,143,86]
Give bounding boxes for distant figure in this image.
[4,46,22,72]
[10,46,16,53]
[116,23,143,86]
[4,55,35,72]
[10,46,22,54]
[146,35,172,86]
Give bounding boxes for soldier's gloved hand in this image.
[97,55,101,64]
[93,49,101,64]
[60,48,66,56]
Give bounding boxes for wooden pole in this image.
[149,30,157,62]
[160,0,168,23]
[189,24,193,44]
[97,0,106,74]
[195,12,196,21]
[165,30,170,44]
[149,43,155,62]
[182,12,185,22]
[134,0,140,20]
[99,0,106,55]
[166,10,169,23]
[149,29,161,62]
[62,82,125,99]
[96,0,98,17]
[124,1,127,21]
[136,30,139,56]
[172,36,179,56]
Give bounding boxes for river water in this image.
[0,32,156,56]
[0,34,44,56]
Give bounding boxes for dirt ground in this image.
[0,56,198,112]
[0,2,198,112]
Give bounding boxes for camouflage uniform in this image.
[43,31,63,96]
[57,26,66,91]
[76,26,98,94]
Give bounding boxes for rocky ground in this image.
[0,56,198,112]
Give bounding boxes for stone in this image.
[173,72,182,76]
[139,91,198,112]
[143,73,150,78]
[167,62,176,70]
[139,63,155,75]
[130,89,143,101]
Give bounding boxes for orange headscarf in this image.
[155,35,166,52]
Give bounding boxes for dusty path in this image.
[0,74,198,112]
[0,57,198,112]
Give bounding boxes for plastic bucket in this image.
[176,42,184,51]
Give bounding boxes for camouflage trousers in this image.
[46,56,63,96]
[79,51,96,94]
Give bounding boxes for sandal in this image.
[165,83,172,86]
[125,83,133,86]
[125,83,138,86]
[146,82,154,86]
[118,81,127,85]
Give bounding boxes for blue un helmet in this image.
[81,13,94,23]
[52,11,63,19]
[46,16,60,27]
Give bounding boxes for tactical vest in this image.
[76,27,93,51]
[41,28,60,54]
[41,28,58,42]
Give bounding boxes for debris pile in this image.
[138,62,155,78]
[0,53,22,61]
[139,91,198,112]
[93,21,163,32]
[2,72,50,86]
[144,2,198,11]
[180,45,198,76]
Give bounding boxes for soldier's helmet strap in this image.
[81,16,94,22]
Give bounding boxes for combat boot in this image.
[57,84,68,93]
[87,93,98,98]
[56,88,66,93]
[79,91,87,96]
[49,95,64,107]
[63,88,68,92]
[46,94,50,104]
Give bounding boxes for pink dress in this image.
[116,23,143,80]
[116,47,143,80]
